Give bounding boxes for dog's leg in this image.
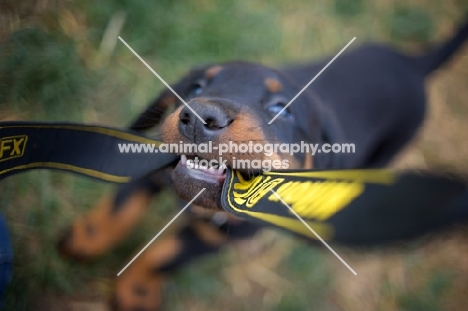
[57,172,169,261]
[112,214,259,311]
[57,82,181,259]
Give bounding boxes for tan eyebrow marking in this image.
[205,66,223,79]
[160,95,176,108]
[264,78,283,93]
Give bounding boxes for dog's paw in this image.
[57,191,151,261]
[56,206,116,262]
[110,271,163,311]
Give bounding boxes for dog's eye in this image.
[267,101,292,118]
[189,81,204,96]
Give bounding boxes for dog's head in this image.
[142,62,322,208]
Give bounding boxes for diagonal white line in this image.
[117,188,206,276]
[118,36,206,124]
[270,189,357,275]
[268,37,356,124]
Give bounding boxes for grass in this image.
[1,0,468,310]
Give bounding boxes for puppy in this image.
[59,16,468,311]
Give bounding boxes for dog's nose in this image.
[179,100,232,142]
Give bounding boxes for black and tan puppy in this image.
[58,16,468,310]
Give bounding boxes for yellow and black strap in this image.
[0,121,178,182]
[221,169,468,245]
[2,121,467,245]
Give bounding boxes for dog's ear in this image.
[129,65,212,131]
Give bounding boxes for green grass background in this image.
[1,0,468,310]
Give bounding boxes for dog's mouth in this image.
[171,154,228,209]
[177,154,227,184]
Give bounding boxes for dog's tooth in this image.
[181,155,187,165]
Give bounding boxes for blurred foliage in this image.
[396,270,454,311]
[0,28,89,119]
[390,7,435,42]
[0,0,467,310]
[333,0,365,18]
